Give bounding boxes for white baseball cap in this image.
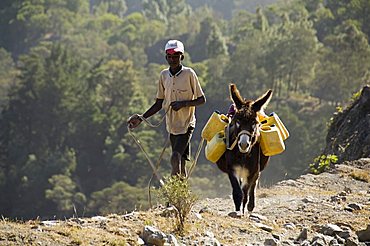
[165,40,184,54]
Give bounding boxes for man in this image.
[127,40,206,177]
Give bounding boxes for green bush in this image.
[157,175,198,233]
[309,154,338,174]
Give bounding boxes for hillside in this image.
[0,158,369,245]
[1,86,370,245]
[324,85,370,162]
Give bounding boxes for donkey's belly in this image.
[233,166,250,186]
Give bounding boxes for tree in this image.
[0,0,88,57]
[91,0,127,18]
[0,0,28,56]
[309,4,335,42]
[189,17,228,62]
[263,17,319,97]
[70,58,163,196]
[229,10,255,43]
[143,0,192,36]
[87,181,147,215]
[313,22,370,104]
[0,48,18,109]
[45,173,86,217]
[325,0,370,39]
[107,12,165,66]
[0,44,84,218]
[254,7,269,32]
[224,29,270,98]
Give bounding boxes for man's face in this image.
[165,52,182,68]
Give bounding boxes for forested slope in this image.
[0,0,369,219]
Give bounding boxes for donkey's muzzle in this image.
[238,134,251,153]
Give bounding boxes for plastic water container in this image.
[260,112,289,140]
[260,125,285,156]
[205,131,226,163]
[257,112,267,122]
[201,111,229,141]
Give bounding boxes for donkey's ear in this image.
[252,89,273,112]
[230,83,245,110]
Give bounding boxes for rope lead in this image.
[127,109,204,206]
[127,125,165,186]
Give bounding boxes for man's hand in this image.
[170,101,187,111]
[127,114,142,129]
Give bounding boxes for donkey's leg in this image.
[228,173,242,212]
[241,184,250,215]
[247,174,260,212]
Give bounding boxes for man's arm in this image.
[143,98,164,118]
[170,95,206,111]
[127,98,164,128]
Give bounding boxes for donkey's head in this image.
[229,84,273,154]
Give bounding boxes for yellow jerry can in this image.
[257,112,267,122]
[201,111,229,142]
[260,112,289,140]
[259,125,285,156]
[205,131,226,163]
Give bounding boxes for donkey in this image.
[216,84,272,215]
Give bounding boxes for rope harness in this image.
[227,129,254,150]
[225,120,257,151]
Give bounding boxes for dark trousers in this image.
[170,126,194,161]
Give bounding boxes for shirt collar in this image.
[169,65,183,77]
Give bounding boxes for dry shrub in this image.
[158,175,198,234]
[350,170,370,183]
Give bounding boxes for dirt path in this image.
[190,163,370,245]
[0,160,369,245]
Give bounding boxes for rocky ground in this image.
[1,158,370,246]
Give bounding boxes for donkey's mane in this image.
[235,103,255,119]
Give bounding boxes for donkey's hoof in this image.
[228,211,242,218]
